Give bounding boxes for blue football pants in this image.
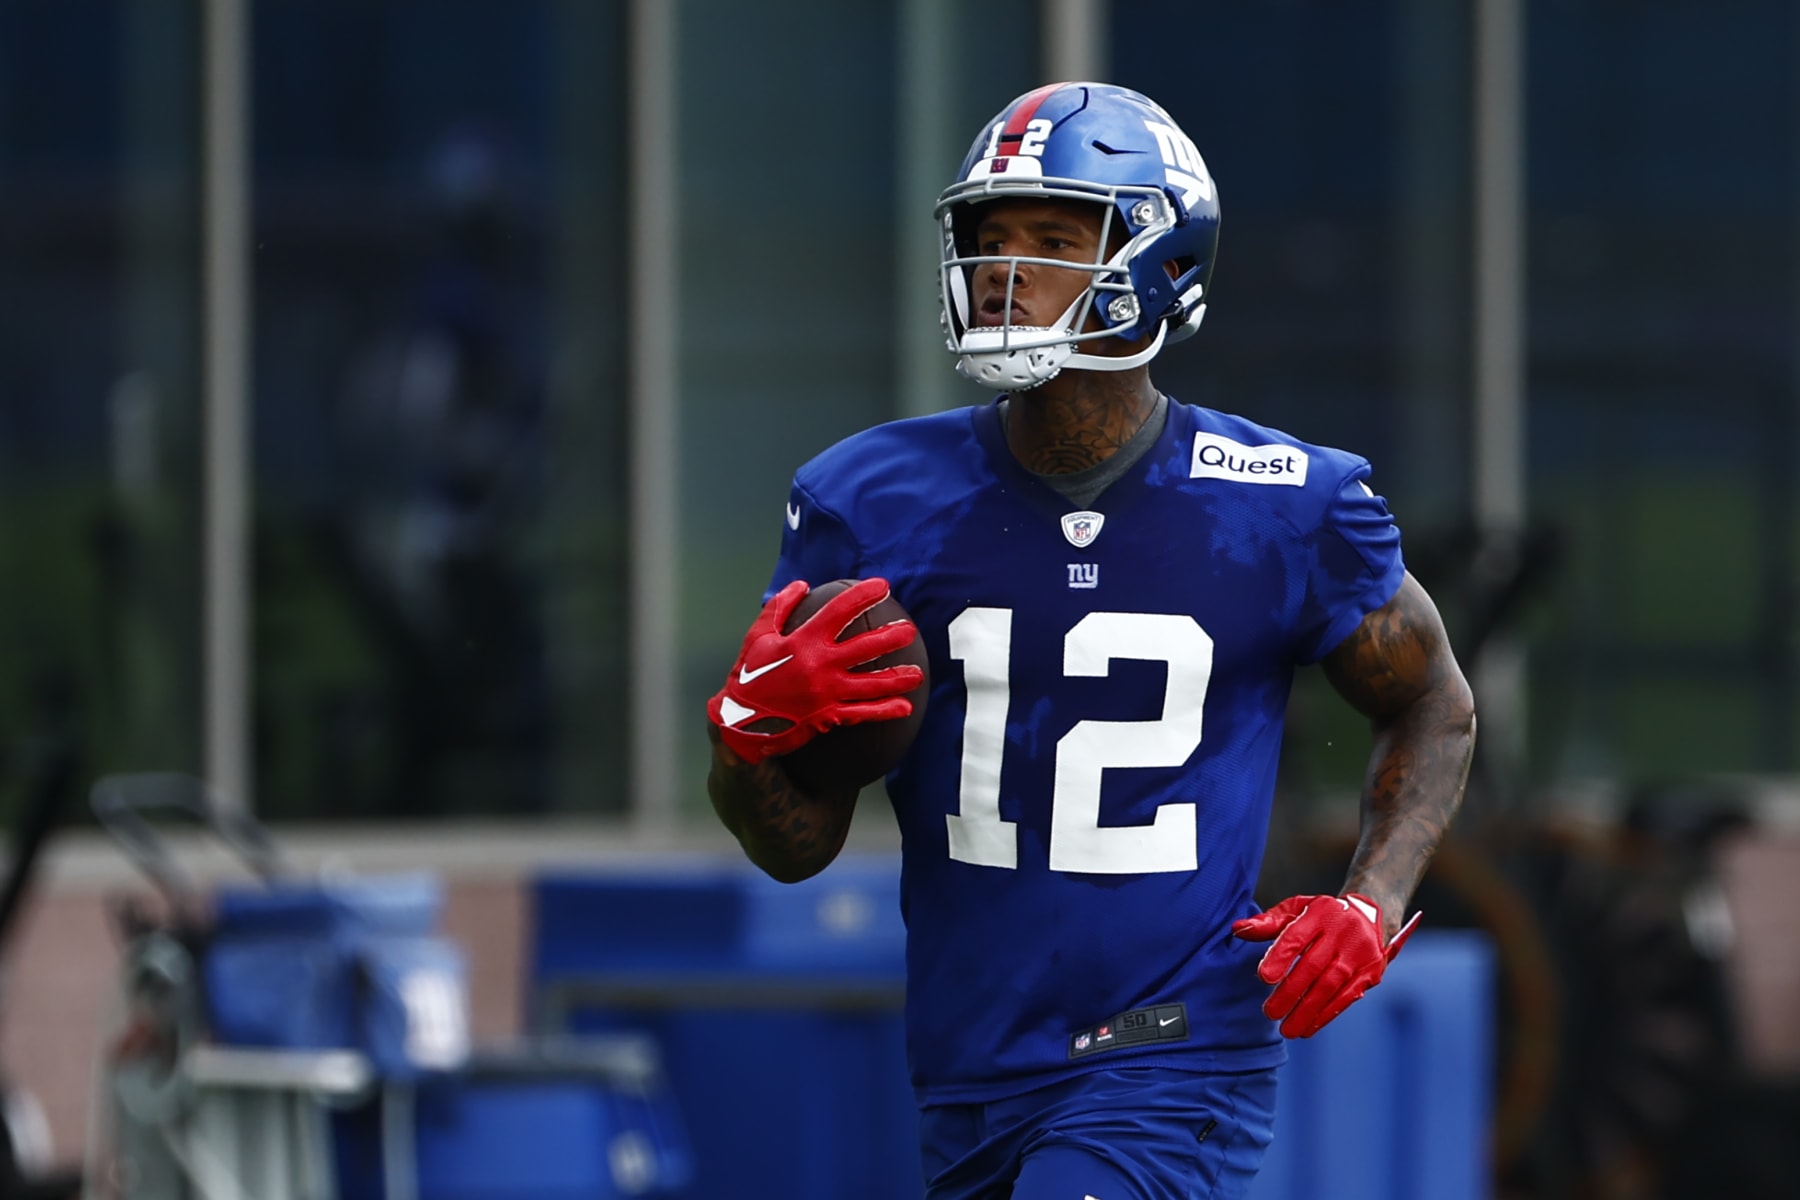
[919,1066,1278,1200]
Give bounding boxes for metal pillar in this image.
[897,0,956,418]
[1472,0,1528,780]
[202,0,251,812]
[1474,0,1525,533]
[1043,0,1107,83]
[627,0,680,829]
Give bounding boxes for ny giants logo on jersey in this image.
[1066,563,1099,589]
[1190,431,1309,487]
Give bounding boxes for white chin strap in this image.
[954,296,1180,392]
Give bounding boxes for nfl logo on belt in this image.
[1060,510,1105,548]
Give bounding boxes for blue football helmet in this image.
[937,82,1221,390]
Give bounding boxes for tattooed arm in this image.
[707,723,860,883]
[1320,572,1477,942]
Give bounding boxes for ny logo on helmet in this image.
[1144,120,1214,210]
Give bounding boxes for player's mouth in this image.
[974,293,1032,328]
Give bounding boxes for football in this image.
[778,579,929,794]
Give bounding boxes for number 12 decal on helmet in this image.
[983,117,1055,160]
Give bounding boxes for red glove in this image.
[707,578,924,764]
[1231,894,1421,1038]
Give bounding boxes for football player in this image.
[706,82,1475,1200]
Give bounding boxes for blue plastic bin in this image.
[532,854,907,982]
[204,873,470,1077]
[332,1041,694,1199]
[530,855,916,1200]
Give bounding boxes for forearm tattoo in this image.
[707,726,858,882]
[1321,573,1477,940]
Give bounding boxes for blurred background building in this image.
[0,1,1798,1197]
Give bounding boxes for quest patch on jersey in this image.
[1068,1003,1189,1059]
[1190,431,1308,487]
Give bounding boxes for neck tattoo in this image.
[1006,379,1160,475]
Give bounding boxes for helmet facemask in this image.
[937,178,1195,392]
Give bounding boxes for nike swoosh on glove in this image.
[1230,894,1421,1038]
[707,578,924,765]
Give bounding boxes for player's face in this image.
[969,199,1118,338]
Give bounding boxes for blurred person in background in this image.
[705,83,1476,1199]
[331,126,551,815]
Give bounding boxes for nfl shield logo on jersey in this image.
[1060,510,1105,548]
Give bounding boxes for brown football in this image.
[777,579,929,794]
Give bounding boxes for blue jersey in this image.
[767,398,1404,1105]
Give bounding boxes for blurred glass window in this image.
[249,0,628,819]
[0,0,205,803]
[1525,0,1800,784]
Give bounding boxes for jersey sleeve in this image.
[1292,463,1406,664]
[763,478,863,601]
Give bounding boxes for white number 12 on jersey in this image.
[945,607,1213,875]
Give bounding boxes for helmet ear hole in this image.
[951,212,980,259]
[1165,255,1196,282]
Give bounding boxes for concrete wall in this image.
[1719,836,1800,1076]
